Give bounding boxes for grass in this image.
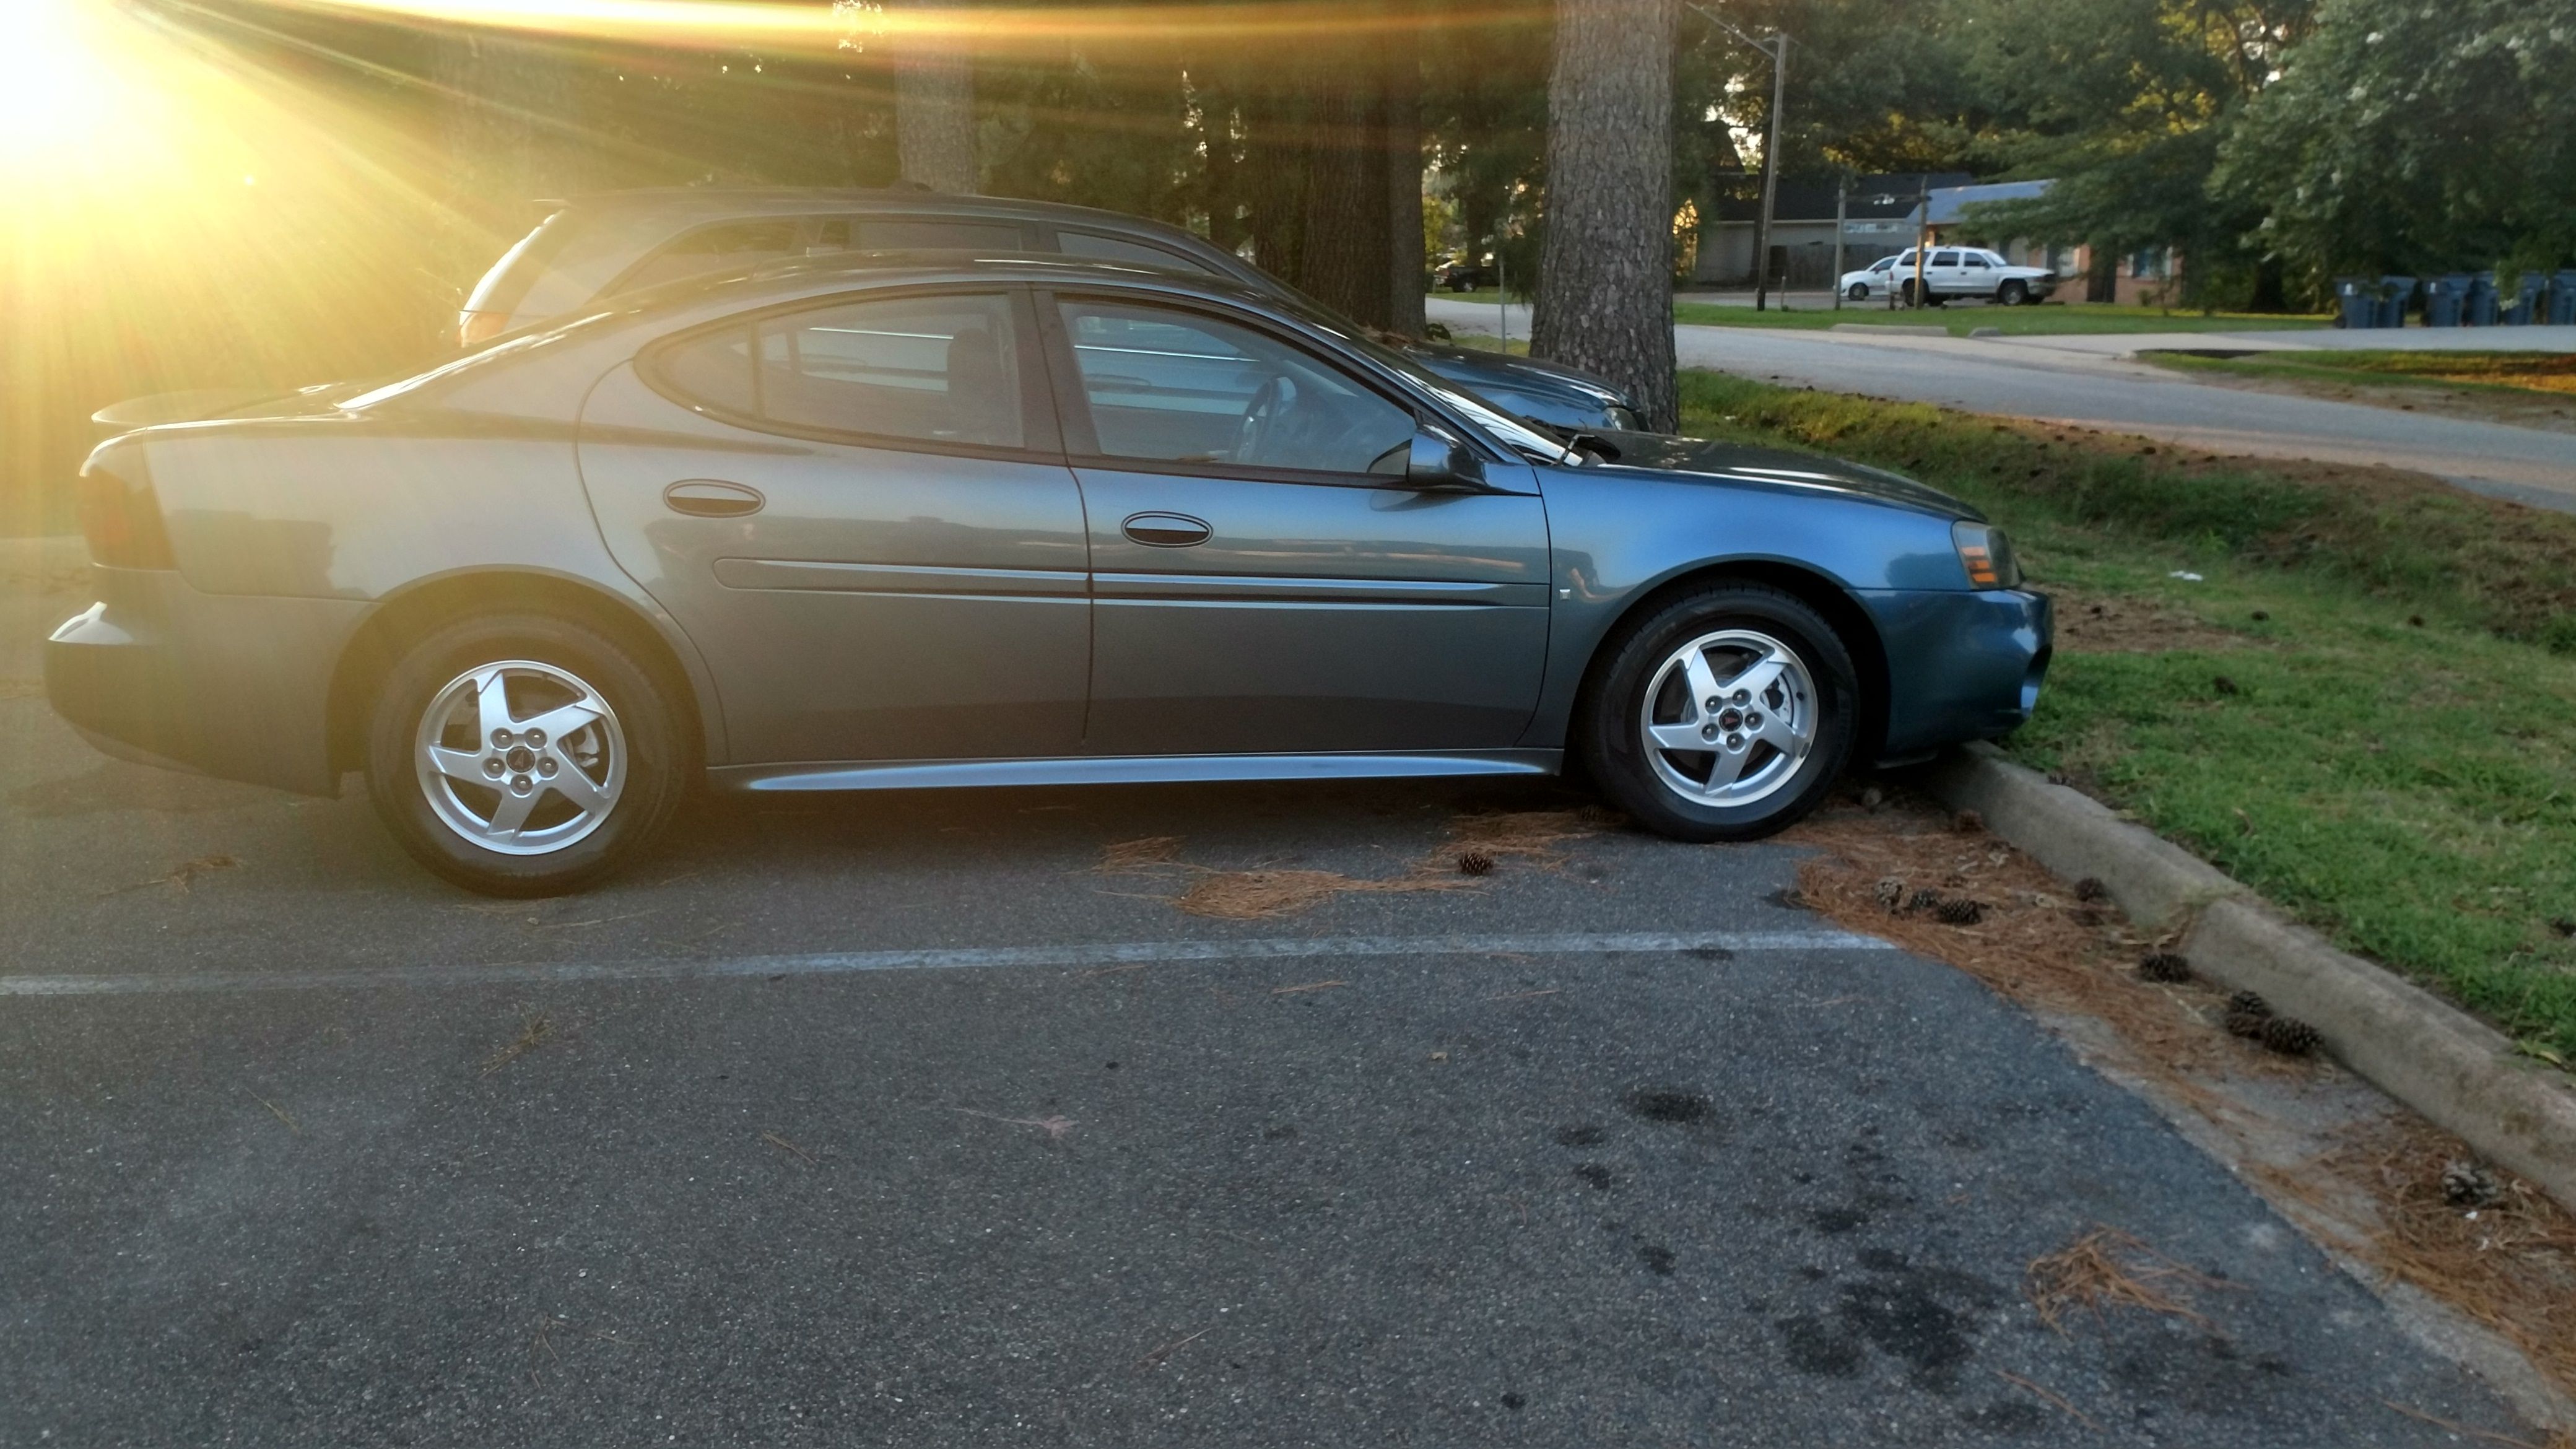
[2146,349,2576,398]
[1427,290,2328,337]
[1674,368,2576,1063]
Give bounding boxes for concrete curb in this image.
[1919,742,2576,1209]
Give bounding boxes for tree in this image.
[894,7,977,190]
[1531,0,1681,430]
[2215,0,2576,288]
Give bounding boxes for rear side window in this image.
[1932,250,1961,267]
[843,217,1029,251]
[653,292,1026,451]
[1056,231,1213,274]
[617,221,803,293]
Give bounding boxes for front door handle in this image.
[1121,511,1211,547]
[664,479,765,518]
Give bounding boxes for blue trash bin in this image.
[2335,277,2382,329]
[2507,274,2549,324]
[2424,274,2469,328]
[2552,271,2576,327]
[2377,276,2419,329]
[2466,272,2499,326]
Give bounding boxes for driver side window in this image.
[1056,300,1415,477]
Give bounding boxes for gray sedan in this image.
[48,258,2050,895]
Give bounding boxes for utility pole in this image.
[1687,6,1788,313]
[1830,175,1847,311]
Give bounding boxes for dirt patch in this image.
[1786,788,2576,1416]
[2045,588,2249,655]
[1094,808,1619,921]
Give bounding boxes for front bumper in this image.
[1861,587,2053,759]
[45,568,372,796]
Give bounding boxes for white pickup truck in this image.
[1839,248,2060,307]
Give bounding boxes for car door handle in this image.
[664,479,765,518]
[1121,512,1211,547]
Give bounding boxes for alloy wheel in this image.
[412,659,627,855]
[1637,629,1819,807]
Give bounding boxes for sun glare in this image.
[0,0,120,154]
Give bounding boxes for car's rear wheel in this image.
[365,613,687,896]
[1998,279,2030,307]
[1578,584,1857,843]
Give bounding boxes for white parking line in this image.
[0,930,1895,998]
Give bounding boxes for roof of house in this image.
[1914,180,2054,227]
[1707,173,1976,224]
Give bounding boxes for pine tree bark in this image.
[1383,25,1427,339]
[1297,64,1395,330]
[1530,0,1679,429]
[433,29,577,320]
[896,21,977,193]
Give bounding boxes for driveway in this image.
[1428,298,2576,513]
[0,545,2540,1446]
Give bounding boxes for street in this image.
[0,549,2535,1446]
[1429,298,2576,513]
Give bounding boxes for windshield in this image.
[1266,297,1576,464]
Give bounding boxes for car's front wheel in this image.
[1578,585,1856,843]
[365,613,688,896]
[1847,282,1871,302]
[1998,279,2030,307]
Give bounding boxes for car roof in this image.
[600,249,1289,329]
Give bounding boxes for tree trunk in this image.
[1383,12,1427,337]
[896,25,977,193]
[2085,246,2118,304]
[1201,85,1248,259]
[1297,66,1395,330]
[433,30,577,324]
[1239,77,1308,283]
[1530,0,1679,429]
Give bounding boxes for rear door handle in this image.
[664,479,765,518]
[1121,511,1211,547]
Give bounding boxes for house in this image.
[1694,173,2183,304]
[1690,172,1968,289]
[1914,181,2180,306]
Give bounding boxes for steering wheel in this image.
[1232,375,1292,464]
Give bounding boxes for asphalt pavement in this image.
[1429,298,2576,513]
[0,547,2541,1445]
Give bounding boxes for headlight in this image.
[1952,521,2022,590]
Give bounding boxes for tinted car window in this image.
[1060,300,1413,476]
[620,221,803,290]
[1056,231,1213,274]
[1932,250,1960,267]
[656,292,1025,450]
[853,218,1028,251]
[1963,254,1990,269]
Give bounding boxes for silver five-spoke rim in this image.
[1640,628,1819,807]
[414,660,627,856]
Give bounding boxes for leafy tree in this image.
[2215,0,2576,287]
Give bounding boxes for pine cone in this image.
[2074,876,2108,903]
[2227,990,2271,1018]
[2441,1159,2501,1208]
[1874,877,1905,910]
[1905,887,1944,913]
[1458,850,1494,877]
[2223,1008,2269,1040]
[1952,809,1985,834]
[1936,897,1984,926]
[2137,952,2193,984]
[2258,1016,2320,1056]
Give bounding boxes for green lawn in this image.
[2146,348,2576,398]
[1669,301,2331,336]
[1427,290,2328,337]
[1674,368,2576,1065]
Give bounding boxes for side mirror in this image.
[1406,427,1488,491]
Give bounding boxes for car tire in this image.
[1998,279,2030,307]
[365,612,689,897]
[1577,583,1858,843]
[1847,282,1870,302]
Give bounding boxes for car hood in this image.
[1405,342,1634,409]
[1593,433,1979,520]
